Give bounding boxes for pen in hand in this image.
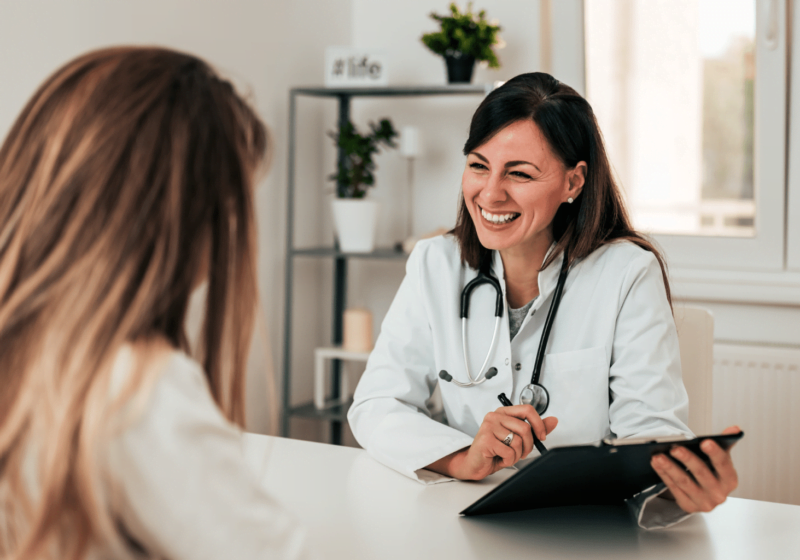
[497,393,548,455]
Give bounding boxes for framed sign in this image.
[325,47,388,87]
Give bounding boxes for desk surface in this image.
[242,434,800,560]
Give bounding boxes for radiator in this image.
[712,343,800,506]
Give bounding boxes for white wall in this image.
[0,0,352,434]
[347,0,542,245]
[341,0,544,351]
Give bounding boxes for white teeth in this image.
[481,208,519,224]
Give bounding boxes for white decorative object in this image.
[331,198,379,253]
[343,308,373,352]
[400,126,420,238]
[400,126,420,158]
[325,47,388,88]
[313,346,370,409]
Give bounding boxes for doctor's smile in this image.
[478,206,520,225]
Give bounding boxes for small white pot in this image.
[331,198,380,253]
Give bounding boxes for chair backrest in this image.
[673,304,714,436]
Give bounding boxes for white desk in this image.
[243,434,800,559]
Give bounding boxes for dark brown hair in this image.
[0,46,266,558]
[452,72,671,303]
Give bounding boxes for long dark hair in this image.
[452,72,671,303]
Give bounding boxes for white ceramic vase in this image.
[331,198,380,253]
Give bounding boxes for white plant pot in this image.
[331,198,380,253]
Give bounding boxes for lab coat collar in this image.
[490,243,565,302]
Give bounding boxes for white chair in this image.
[673,304,715,436]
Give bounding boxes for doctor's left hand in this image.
[650,425,741,514]
[426,404,558,481]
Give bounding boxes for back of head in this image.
[454,72,669,299]
[0,46,267,558]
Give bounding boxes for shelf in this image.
[292,246,408,260]
[315,346,371,361]
[292,84,491,98]
[283,82,482,443]
[290,399,353,422]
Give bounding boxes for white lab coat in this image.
[348,235,693,527]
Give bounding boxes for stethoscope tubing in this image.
[443,246,571,397]
[452,316,502,387]
[529,252,570,388]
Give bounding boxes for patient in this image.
[0,47,309,559]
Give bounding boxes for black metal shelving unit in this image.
[282,85,489,444]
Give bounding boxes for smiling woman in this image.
[452,73,669,302]
[348,72,741,529]
[460,120,586,307]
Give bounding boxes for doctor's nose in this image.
[479,173,509,204]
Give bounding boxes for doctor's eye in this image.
[469,162,488,171]
[510,171,533,180]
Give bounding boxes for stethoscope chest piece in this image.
[441,247,571,411]
[520,383,549,415]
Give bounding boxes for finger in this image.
[652,453,713,512]
[700,439,739,494]
[501,404,548,440]
[543,416,558,435]
[719,425,743,451]
[491,426,524,462]
[652,456,699,513]
[669,446,727,505]
[490,438,517,470]
[497,416,534,458]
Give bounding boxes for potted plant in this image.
[329,118,398,252]
[421,2,503,84]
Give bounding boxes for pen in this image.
[497,392,548,455]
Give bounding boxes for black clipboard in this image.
[460,432,744,516]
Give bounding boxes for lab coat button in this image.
[505,358,509,365]
[515,363,522,371]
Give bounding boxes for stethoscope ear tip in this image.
[439,370,453,382]
[485,367,498,379]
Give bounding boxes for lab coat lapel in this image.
[534,245,564,313]
[502,245,566,404]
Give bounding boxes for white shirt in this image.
[348,235,692,527]
[96,346,312,559]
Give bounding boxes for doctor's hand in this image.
[426,405,558,481]
[650,425,741,514]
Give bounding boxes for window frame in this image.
[552,0,800,305]
[657,0,787,272]
[788,0,800,272]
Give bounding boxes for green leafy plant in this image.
[328,119,399,199]
[421,2,503,69]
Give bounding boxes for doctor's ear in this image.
[566,162,587,201]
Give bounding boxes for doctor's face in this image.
[461,119,585,256]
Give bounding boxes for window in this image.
[583,0,787,271]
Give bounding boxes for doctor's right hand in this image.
[426,405,558,481]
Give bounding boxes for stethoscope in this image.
[438,248,570,416]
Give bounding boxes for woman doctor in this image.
[347,73,740,528]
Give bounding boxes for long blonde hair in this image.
[0,46,267,558]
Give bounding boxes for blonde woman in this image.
[0,47,309,559]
